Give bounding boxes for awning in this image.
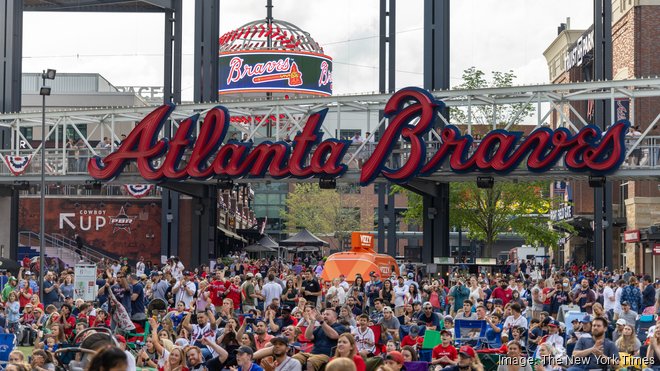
[218,226,247,243]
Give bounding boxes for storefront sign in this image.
[623,229,641,243]
[88,88,629,186]
[550,205,573,221]
[565,29,594,71]
[653,243,660,255]
[219,51,332,96]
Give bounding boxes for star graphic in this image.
[109,206,137,234]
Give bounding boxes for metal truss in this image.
[0,78,659,184]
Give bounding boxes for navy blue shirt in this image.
[43,280,59,307]
[311,322,347,356]
[131,282,145,315]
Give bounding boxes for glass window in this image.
[267,193,282,204]
[19,127,33,141]
[254,194,267,205]
[253,205,267,217]
[267,206,281,218]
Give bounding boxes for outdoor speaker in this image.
[588,175,606,188]
[319,178,336,189]
[476,176,494,189]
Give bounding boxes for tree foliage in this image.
[394,182,571,257]
[450,67,534,128]
[280,183,361,249]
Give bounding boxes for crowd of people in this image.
[1,254,659,371]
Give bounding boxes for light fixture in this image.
[588,175,606,188]
[43,69,57,80]
[217,178,234,190]
[12,181,30,191]
[39,87,51,96]
[476,176,494,189]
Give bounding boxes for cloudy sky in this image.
[22,0,593,101]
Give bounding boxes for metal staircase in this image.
[19,230,118,267]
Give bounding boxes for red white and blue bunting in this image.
[2,155,32,176]
[124,184,154,198]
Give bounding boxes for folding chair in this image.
[0,333,16,368]
[638,314,655,343]
[454,320,488,348]
[125,321,150,353]
[369,325,386,355]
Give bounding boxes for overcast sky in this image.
[22,0,593,101]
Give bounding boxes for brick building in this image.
[543,0,660,273]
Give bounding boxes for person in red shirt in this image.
[491,279,513,306]
[58,304,76,339]
[18,280,33,310]
[400,325,424,348]
[225,275,242,312]
[431,330,458,367]
[206,270,229,313]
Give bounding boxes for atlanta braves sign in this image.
[88,87,629,185]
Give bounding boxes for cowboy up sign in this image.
[88,88,629,186]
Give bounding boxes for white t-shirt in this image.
[174,280,196,309]
[327,286,347,305]
[262,281,283,308]
[503,315,528,332]
[393,285,408,307]
[614,286,623,315]
[136,262,145,276]
[603,286,616,312]
[125,350,137,371]
[276,356,302,371]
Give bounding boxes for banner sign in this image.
[565,28,594,71]
[88,88,630,186]
[623,229,641,243]
[74,264,98,302]
[654,243,660,255]
[219,51,332,96]
[615,98,630,121]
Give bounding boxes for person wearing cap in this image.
[1,276,18,302]
[441,345,481,371]
[379,306,401,341]
[241,272,258,313]
[384,350,405,371]
[431,329,458,367]
[401,324,424,349]
[172,270,196,310]
[570,317,618,371]
[393,276,408,316]
[619,300,638,327]
[150,270,169,302]
[351,314,376,357]
[417,301,441,331]
[612,318,627,342]
[545,320,566,354]
[259,336,301,371]
[269,305,297,336]
[235,345,263,371]
[405,272,419,289]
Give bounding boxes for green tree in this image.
[394,183,571,258]
[450,67,534,129]
[280,183,361,250]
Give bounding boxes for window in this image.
[19,127,33,141]
[339,129,361,140]
[58,124,87,142]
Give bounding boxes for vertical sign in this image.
[74,264,98,302]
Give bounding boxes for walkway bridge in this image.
[0,78,659,185]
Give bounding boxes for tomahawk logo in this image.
[109,206,137,234]
[360,235,372,246]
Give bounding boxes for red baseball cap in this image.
[386,351,404,364]
[459,345,476,358]
[115,335,126,344]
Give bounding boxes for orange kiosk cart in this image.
[321,232,400,283]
